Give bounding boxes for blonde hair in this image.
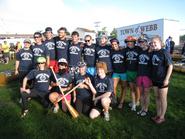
[96,61,108,74]
[151,36,162,46]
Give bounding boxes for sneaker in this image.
[131,105,136,111]
[104,112,110,121]
[19,98,22,104]
[53,106,59,113]
[137,110,143,115]
[21,109,28,118]
[140,111,147,117]
[118,103,123,109]
[128,102,132,108]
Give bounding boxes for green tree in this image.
[110,28,117,38]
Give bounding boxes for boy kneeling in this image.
[88,62,113,121]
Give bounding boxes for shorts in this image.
[57,92,71,102]
[112,73,127,81]
[126,71,137,83]
[136,76,152,88]
[152,81,168,89]
[86,67,96,76]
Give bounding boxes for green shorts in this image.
[126,71,137,83]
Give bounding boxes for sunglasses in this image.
[34,36,41,39]
[85,40,90,42]
[37,62,45,64]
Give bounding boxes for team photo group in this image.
[15,26,173,124]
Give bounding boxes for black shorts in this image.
[152,81,168,89]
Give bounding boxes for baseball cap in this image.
[37,57,46,63]
[45,27,52,32]
[58,58,68,65]
[33,32,42,38]
[23,39,31,44]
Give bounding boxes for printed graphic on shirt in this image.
[126,51,138,61]
[97,49,110,58]
[36,73,50,82]
[56,41,67,49]
[33,48,44,56]
[20,52,33,60]
[139,54,150,65]
[112,54,124,63]
[57,77,69,87]
[152,55,160,66]
[96,83,107,92]
[45,42,55,50]
[69,46,80,55]
[84,48,95,56]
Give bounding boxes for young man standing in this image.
[83,35,96,76]
[44,27,57,72]
[31,32,50,68]
[68,31,83,77]
[55,27,70,63]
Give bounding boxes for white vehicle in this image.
[116,19,180,46]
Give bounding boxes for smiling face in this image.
[97,67,106,78]
[151,37,162,51]
[111,41,119,50]
[126,41,135,48]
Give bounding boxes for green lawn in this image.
[0,62,185,139]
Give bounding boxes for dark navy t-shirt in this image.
[96,45,112,72]
[31,44,49,65]
[125,46,141,71]
[151,49,172,82]
[137,48,151,76]
[16,48,33,71]
[26,69,51,93]
[111,49,126,73]
[54,37,69,61]
[44,39,56,60]
[83,44,96,67]
[74,73,93,100]
[68,42,83,67]
[93,75,113,95]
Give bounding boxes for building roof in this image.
[75,27,96,33]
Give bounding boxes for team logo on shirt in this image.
[33,48,43,56]
[76,79,84,84]
[56,41,66,49]
[57,77,69,87]
[36,73,50,82]
[21,52,33,60]
[69,46,80,55]
[45,42,55,50]
[96,83,107,92]
[98,49,110,58]
[112,54,124,63]
[84,48,95,56]
[126,51,138,61]
[152,55,160,66]
[139,54,149,65]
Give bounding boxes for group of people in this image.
[15,26,173,124]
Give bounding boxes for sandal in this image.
[155,118,165,124]
[151,116,159,121]
[118,103,123,109]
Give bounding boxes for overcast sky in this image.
[0,0,185,34]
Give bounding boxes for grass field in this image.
[0,61,185,139]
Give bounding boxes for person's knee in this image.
[49,92,58,102]
[101,98,111,107]
[89,109,100,119]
